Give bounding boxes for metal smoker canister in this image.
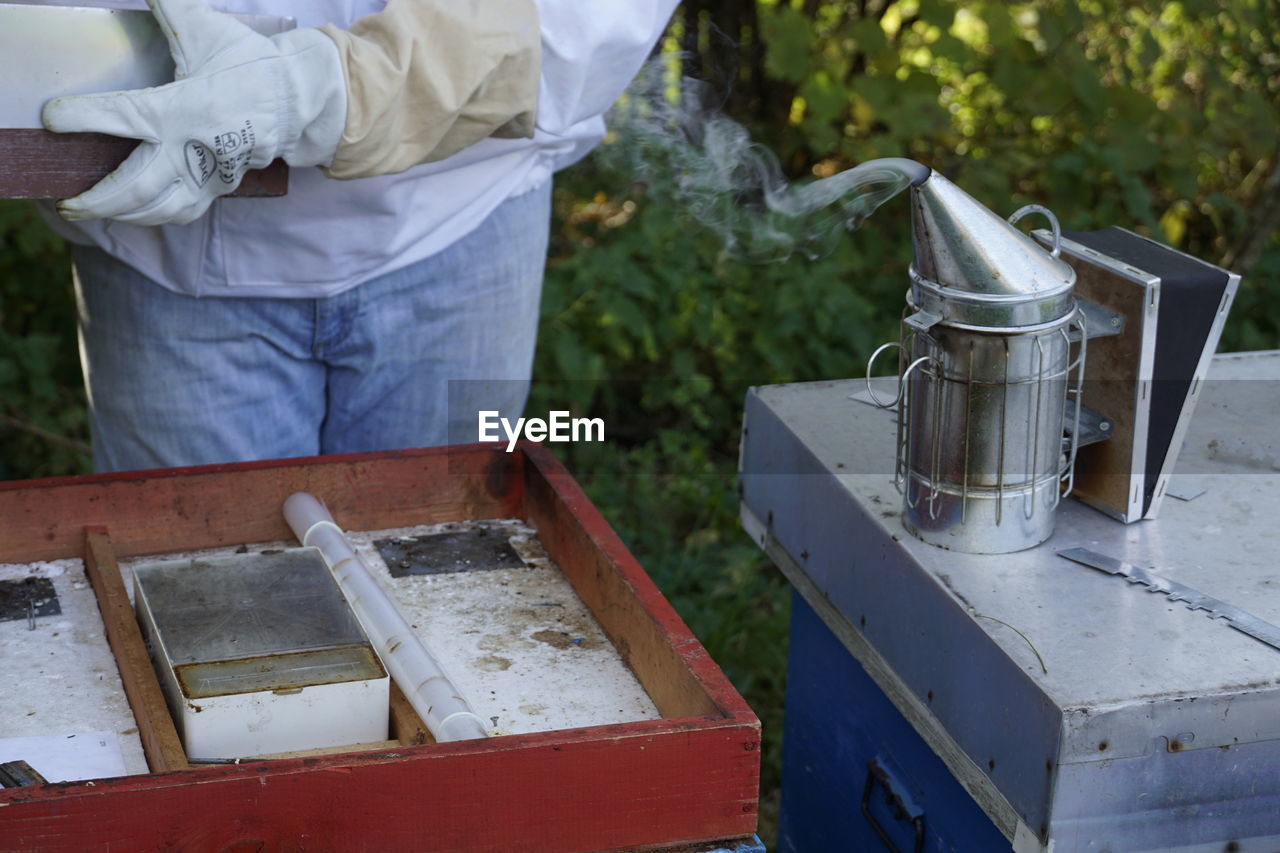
[868,171,1085,554]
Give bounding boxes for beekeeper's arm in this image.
[326,0,680,178]
[43,0,677,225]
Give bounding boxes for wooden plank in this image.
[1069,255,1151,518]
[0,129,288,198]
[518,443,758,727]
[0,722,759,852]
[388,682,434,746]
[0,446,523,563]
[82,527,188,773]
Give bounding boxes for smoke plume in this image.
[599,58,926,262]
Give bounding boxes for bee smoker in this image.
[867,169,1086,554]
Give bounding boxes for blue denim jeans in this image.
[72,183,551,472]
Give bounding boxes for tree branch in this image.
[0,412,91,454]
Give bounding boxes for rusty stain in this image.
[530,628,601,651]
[474,654,513,672]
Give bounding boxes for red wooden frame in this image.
[0,443,760,852]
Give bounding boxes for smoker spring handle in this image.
[865,341,939,409]
[1008,204,1062,258]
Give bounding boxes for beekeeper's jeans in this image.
[71,182,551,473]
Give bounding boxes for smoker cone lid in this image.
[910,171,1075,327]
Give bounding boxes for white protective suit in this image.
[40,0,679,298]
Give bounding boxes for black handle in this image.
[860,758,925,853]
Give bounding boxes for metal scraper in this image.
[1058,547,1280,652]
[0,0,293,129]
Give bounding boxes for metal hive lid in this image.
[910,170,1075,303]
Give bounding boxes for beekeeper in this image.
[39,0,677,471]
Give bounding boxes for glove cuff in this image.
[273,28,348,168]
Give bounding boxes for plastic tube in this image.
[282,492,490,742]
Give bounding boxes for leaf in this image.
[1065,49,1107,117]
[799,71,848,126]
[848,18,888,57]
[916,0,954,30]
[760,6,813,84]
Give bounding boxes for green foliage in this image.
[0,200,87,479]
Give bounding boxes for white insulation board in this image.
[348,520,660,734]
[0,558,148,778]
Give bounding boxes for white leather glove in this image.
[42,0,346,226]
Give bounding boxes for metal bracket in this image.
[903,310,942,333]
[1062,400,1113,449]
[1069,298,1124,342]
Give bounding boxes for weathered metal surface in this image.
[741,351,1280,852]
[133,548,374,671]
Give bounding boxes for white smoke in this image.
[600,59,925,262]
